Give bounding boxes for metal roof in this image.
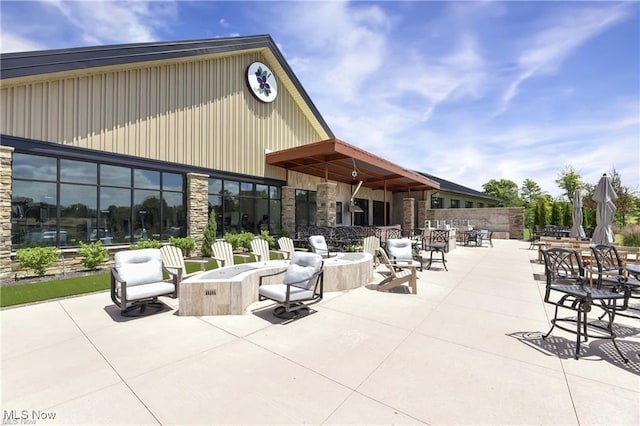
[0,34,334,139]
[267,138,439,193]
[417,171,501,201]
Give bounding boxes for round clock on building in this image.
[246,61,278,103]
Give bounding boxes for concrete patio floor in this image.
[2,239,639,425]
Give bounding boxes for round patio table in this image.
[626,263,640,278]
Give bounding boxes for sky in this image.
[1,0,638,199]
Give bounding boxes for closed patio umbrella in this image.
[591,173,617,245]
[569,190,586,239]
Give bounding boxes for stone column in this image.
[417,200,429,229]
[0,146,14,284]
[282,186,296,237]
[403,198,415,236]
[187,173,209,257]
[316,182,337,227]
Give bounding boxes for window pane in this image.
[134,169,160,190]
[269,200,281,233]
[13,153,57,181]
[163,192,186,238]
[163,172,183,192]
[11,181,57,247]
[101,164,131,187]
[60,159,97,184]
[209,178,222,195]
[60,184,97,246]
[208,194,223,236]
[224,181,239,196]
[256,184,268,198]
[256,199,269,232]
[269,186,281,199]
[100,187,131,244]
[134,189,161,240]
[240,182,254,197]
[223,196,239,233]
[239,197,255,233]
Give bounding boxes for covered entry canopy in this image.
[266,138,439,193]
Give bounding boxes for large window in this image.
[11,153,185,248]
[431,197,443,209]
[372,201,390,226]
[450,199,460,208]
[295,189,317,227]
[352,198,369,226]
[208,178,282,236]
[465,201,474,208]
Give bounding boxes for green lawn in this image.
[0,260,221,308]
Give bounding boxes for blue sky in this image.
[1,0,638,198]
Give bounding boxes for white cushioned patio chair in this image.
[386,238,423,271]
[111,248,177,315]
[308,234,335,258]
[211,240,235,268]
[258,252,324,318]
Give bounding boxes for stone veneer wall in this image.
[403,198,415,236]
[282,186,296,237]
[316,182,337,227]
[419,202,524,239]
[187,173,209,257]
[0,146,14,283]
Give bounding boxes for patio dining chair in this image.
[422,229,449,271]
[540,248,630,362]
[375,247,417,294]
[258,252,324,318]
[590,244,640,319]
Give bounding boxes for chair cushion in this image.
[125,281,176,301]
[284,252,323,290]
[259,284,316,302]
[115,248,163,286]
[386,239,413,261]
[309,235,329,256]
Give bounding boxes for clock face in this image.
[246,62,278,103]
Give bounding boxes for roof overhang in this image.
[266,138,439,193]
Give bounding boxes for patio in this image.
[2,240,638,425]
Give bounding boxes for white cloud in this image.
[45,0,177,46]
[496,3,633,115]
[0,33,46,53]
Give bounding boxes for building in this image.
[1,35,449,281]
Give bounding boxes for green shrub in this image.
[77,241,108,270]
[259,230,275,247]
[621,224,640,247]
[15,246,61,276]
[130,239,162,250]
[224,231,254,250]
[169,236,195,257]
[201,212,217,257]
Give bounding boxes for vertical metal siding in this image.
[1,52,317,179]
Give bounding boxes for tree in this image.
[550,201,561,225]
[201,211,217,258]
[520,179,543,205]
[482,179,522,207]
[610,168,638,226]
[555,165,584,202]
